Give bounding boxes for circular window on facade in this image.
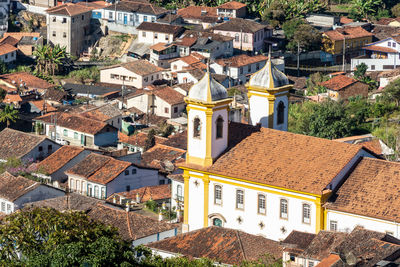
[213,218,223,227]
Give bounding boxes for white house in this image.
[179,59,377,242]
[136,22,185,45]
[325,157,400,238]
[100,60,164,89]
[124,86,186,119]
[79,103,124,130]
[36,145,93,183]
[0,43,17,63]
[149,43,179,68]
[168,174,184,214]
[170,52,205,72]
[351,37,400,71]
[34,112,118,148]
[0,172,65,214]
[0,128,60,162]
[66,153,164,199]
[211,54,268,85]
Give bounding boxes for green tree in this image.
[354,63,368,79]
[159,121,175,137]
[0,207,135,266]
[383,77,400,107]
[292,23,322,52]
[282,18,304,40]
[391,3,400,17]
[33,44,68,76]
[305,72,329,95]
[0,60,8,74]
[0,104,19,128]
[349,0,383,20]
[144,129,156,151]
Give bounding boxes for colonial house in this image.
[66,153,164,199]
[148,226,282,265]
[351,38,400,71]
[210,54,268,85]
[124,86,186,119]
[0,128,60,162]
[324,158,400,239]
[322,26,374,64]
[62,82,124,99]
[170,52,206,72]
[118,131,167,154]
[34,112,118,148]
[176,6,218,28]
[0,43,17,63]
[140,143,186,175]
[0,72,54,95]
[0,172,64,214]
[100,60,164,88]
[35,145,92,183]
[46,2,105,56]
[100,1,167,34]
[136,22,185,45]
[320,75,369,101]
[176,68,230,88]
[168,174,184,214]
[23,100,57,115]
[216,1,247,19]
[211,18,272,53]
[149,43,179,68]
[79,103,124,130]
[28,194,179,246]
[108,184,171,206]
[1,32,43,57]
[179,57,378,241]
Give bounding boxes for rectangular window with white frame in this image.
[236,189,244,209]
[214,185,222,205]
[258,194,266,214]
[280,199,288,219]
[302,203,311,224]
[330,220,338,231]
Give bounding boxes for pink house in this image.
[211,18,272,53]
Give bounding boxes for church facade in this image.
[180,58,377,241]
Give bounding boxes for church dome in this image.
[187,71,228,103]
[248,58,289,89]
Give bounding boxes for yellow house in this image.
[322,26,373,55]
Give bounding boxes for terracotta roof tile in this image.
[324,26,373,41]
[80,103,123,122]
[152,86,185,105]
[66,153,131,185]
[300,231,348,261]
[137,22,184,35]
[325,158,400,223]
[320,75,357,91]
[173,36,198,47]
[141,144,185,172]
[46,2,101,16]
[103,1,166,16]
[0,36,19,46]
[0,72,53,90]
[177,6,218,19]
[360,139,382,155]
[185,127,365,195]
[28,192,102,211]
[315,254,341,267]
[0,172,40,201]
[35,112,111,135]
[0,43,17,56]
[340,17,354,24]
[30,100,57,113]
[217,1,246,9]
[118,132,167,148]
[162,130,187,150]
[109,184,171,203]
[101,60,164,76]
[37,146,84,175]
[215,54,268,68]
[282,230,316,254]
[3,94,22,104]
[363,45,398,53]
[148,226,282,265]
[3,32,40,41]
[0,128,48,160]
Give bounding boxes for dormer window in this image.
[216,116,224,139]
[193,117,201,138]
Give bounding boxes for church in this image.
[180,57,378,241]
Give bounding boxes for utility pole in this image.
[297,41,300,77]
[342,37,346,72]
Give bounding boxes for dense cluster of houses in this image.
[2,0,400,264]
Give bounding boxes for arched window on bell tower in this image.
[193,117,201,138]
[216,116,224,139]
[277,101,285,125]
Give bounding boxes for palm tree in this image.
[33,45,48,74]
[0,105,19,128]
[33,44,68,76]
[50,45,67,76]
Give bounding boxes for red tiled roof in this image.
[320,75,357,91]
[324,26,373,41]
[46,2,102,16]
[177,6,218,19]
[3,32,40,42]
[0,43,17,56]
[66,153,131,185]
[0,36,19,46]
[174,36,198,47]
[3,94,22,104]
[182,127,366,195]
[36,112,111,135]
[325,157,400,223]
[215,54,268,67]
[109,184,171,203]
[0,72,53,90]
[119,131,167,148]
[101,60,164,76]
[316,254,341,267]
[38,146,84,175]
[141,144,185,172]
[363,45,398,53]
[340,17,354,24]
[0,172,40,201]
[152,86,185,105]
[30,100,57,112]
[217,1,246,9]
[361,139,383,155]
[148,226,282,265]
